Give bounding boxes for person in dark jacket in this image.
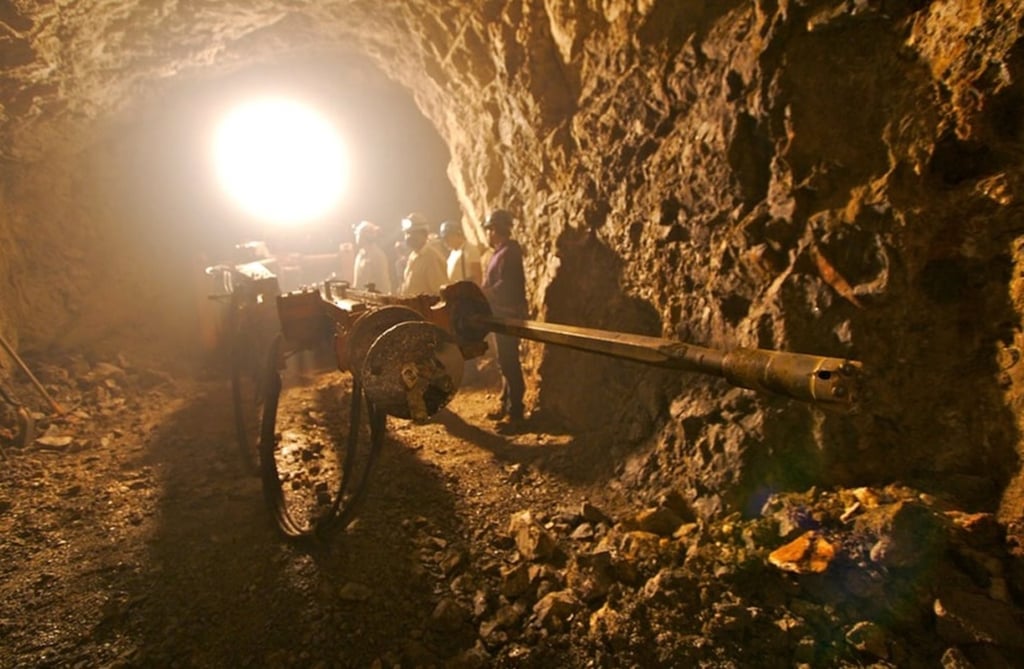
[481,209,528,425]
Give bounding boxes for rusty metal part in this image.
[0,331,63,415]
[470,315,861,410]
[261,288,458,540]
[295,278,862,410]
[361,321,464,421]
[344,306,423,376]
[276,289,333,350]
[329,281,491,353]
[331,282,440,314]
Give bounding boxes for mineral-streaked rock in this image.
[768,530,836,574]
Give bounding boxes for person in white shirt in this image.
[351,220,392,293]
[398,212,448,297]
[440,220,482,285]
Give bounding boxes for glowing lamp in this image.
[213,97,349,225]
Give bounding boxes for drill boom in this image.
[272,280,861,411]
[474,314,860,410]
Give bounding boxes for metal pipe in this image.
[474,314,860,411]
[475,315,726,372]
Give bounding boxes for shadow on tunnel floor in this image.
[122,377,473,667]
[433,395,628,487]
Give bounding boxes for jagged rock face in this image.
[2,1,1024,526]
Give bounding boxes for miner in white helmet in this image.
[352,220,392,293]
[398,212,448,297]
[440,219,482,285]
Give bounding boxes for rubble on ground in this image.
[446,487,1024,667]
[2,360,1023,667]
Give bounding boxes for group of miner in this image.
[346,210,526,428]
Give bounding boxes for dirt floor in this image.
[3,353,1024,668]
[0,357,633,668]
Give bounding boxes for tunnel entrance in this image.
[7,50,461,360]
[149,52,462,258]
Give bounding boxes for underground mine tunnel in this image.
[3,1,1024,667]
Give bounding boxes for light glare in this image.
[213,98,348,225]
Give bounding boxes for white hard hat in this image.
[401,211,429,233]
[354,220,379,238]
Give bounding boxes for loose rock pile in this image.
[448,486,1024,667]
[0,353,174,454]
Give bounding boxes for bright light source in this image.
[212,98,349,225]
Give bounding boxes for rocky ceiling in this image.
[3,0,1024,527]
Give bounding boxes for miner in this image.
[399,212,448,297]
[481,209,527,426]
[440,219,482,285]
[351,220,392,293]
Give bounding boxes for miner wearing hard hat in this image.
[481,209,527,426]
[440,219,482,285]
[398,212,448,297]
[352,220,392,294]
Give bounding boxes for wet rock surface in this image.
[2,359,1023,667]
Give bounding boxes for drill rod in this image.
[474,315,860,410]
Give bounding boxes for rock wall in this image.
[2,0,1023,525]
[381,0,1024,524]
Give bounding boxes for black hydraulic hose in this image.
[259,335,308,538]
[315,399,386,540]
[258,334,385,542]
